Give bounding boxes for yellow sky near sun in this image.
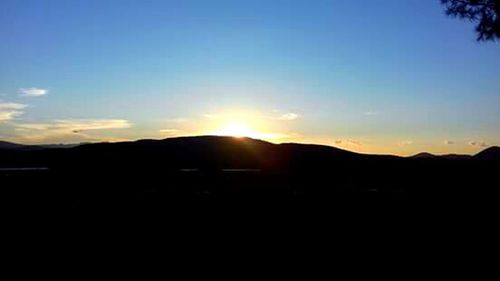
[4,107,495,156]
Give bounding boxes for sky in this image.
[1,0,499,155]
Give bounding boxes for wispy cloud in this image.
[19,88,48,97]
[0,102,27,122]
[347,139,362,146]
[334,139,362,146]
[159,128,180,136]
[468,141,488,148]
[444,140,454,145]
[399,140,413,146]
[276,112,299,121]
[35,119,130,131]
[363,111,379,116]
[13,119,131,143]
[169,118,188,123]
[203,114,222,119]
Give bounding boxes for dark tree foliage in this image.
[441,0,500,41]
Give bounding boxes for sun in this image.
[212,122,262,139]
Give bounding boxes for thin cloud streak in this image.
[0,102,27,122]
[276,113,299,121]
[469,141,488,148]
[399,140,413,146]
[159,128,180,136]
[13,119,131,143]
[363,111,379,116]
[334,139,362,146]
[19,88,48,97]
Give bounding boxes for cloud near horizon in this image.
[159,128,180,136]
[0,102,27,122]
[468,141,488,148]
[399,140,413,146]
[334,139,362,146]
[203,114,221,119]
[19,88,48,97]
[363,111,379,116]
[276,112,299,121]
[13,119,131,143]
[169,118,188,123]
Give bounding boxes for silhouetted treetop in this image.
[441,0,500,41]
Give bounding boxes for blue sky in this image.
[1,0,499,155]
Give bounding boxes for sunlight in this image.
[203,110,292,141]
[212,122,262,139]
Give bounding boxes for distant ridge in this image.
[39,143,84,149]
[410,152,471,160]
[0,140,82,150]
[474,146,500,160]
[410,152,437,159]
[1,136,497,162]
[2,135,499,205]
[0,136,366,169]
[0,141,35,150]
[440,154,472,160]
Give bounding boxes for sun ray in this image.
[212,122,262,139]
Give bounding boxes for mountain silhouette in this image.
[474,146,500,160]
[1,136,497,168]
[2,136,499,213]
[410,152,438,159]
[411,152,472,160]
[1,136,366,170]
[0,141,38,150]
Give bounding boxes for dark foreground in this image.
[2,136,499,220]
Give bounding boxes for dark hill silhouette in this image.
[0,136,496,169]
[411,152,472,160]
[1,136,499,214]
[0,141,81,151]
[1,136,366,170]
[68,136,286,170]
[0,141,38,150]
[474,146,500,160]
[410,152,438,159]
[440,154,472,160]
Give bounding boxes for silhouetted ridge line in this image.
[410,152,471,160]
[474,146,500,160]
[411,152,438,159]
[2,137,498,171]
[0,141,28,150]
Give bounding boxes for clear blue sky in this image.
[1,0,499,155]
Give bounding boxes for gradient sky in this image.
[1,0,499,155]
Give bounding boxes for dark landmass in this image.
[0,140,40,150]
[474,146,500,160]
[1,136,499,217]
[411,152,472,160]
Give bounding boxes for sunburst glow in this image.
[212,122,262,139]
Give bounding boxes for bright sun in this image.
[212,122,262,139]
